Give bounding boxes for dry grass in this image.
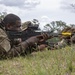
[0,46,75,75]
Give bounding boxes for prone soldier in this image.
[0,14,49,58]
[55,27,75,49]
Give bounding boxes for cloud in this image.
[0,0,75,26]
[39,16,51,30]
[60,0,75,12]
[40,16,50,22]
[0,0,40,9]
[0,0,25,7]
[24,0,40,9]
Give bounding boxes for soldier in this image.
[55,27,75,49]
[60,27,75,45]
[0,13,48,58]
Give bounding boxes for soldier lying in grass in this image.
[0,14,49,58]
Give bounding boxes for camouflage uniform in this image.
[22,21,31,30]
[0,27,28,58]
[55,27,75,49]
[61,27,75,44]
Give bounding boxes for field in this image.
[0,46,75,75]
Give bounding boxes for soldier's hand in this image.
[25,36,39,45]
[38,44,48,51]
[39,33,49,42]
[25,34,48,45]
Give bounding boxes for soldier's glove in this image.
[40,33,49,42]
[25,33,49,46]
[13,38,22,45]
[38,44,48,51]
[20,34,49,51]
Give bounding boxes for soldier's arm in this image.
[7,34,49,57]
[0,29,30,57]
[0,37,33,58]
[0,29,48,58]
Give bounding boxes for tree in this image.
[32,19,40,27]
[44,20,68,32]
[70,4,75,10]
[0,12,7,22]
[55,21,68,32]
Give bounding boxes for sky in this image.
[0,0,75,30]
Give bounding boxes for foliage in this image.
[0,46,75,75]
[32,19,40,26]
[70,24,75,28]
[70,4,75,10]
[44,20,69,32]
[0,12,7,22]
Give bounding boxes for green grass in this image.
[0,46,75,75]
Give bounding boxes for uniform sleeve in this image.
[0,29,11,52]
[0,29,33,58]
[0,29,27,57]
[7,42,30,57]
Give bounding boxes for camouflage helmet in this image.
[22,21,32,30]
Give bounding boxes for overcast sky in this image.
[0,0,75,29]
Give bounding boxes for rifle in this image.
[7,28,53,46]
[7,25,73,47]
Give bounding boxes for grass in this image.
[0,46,75,75]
